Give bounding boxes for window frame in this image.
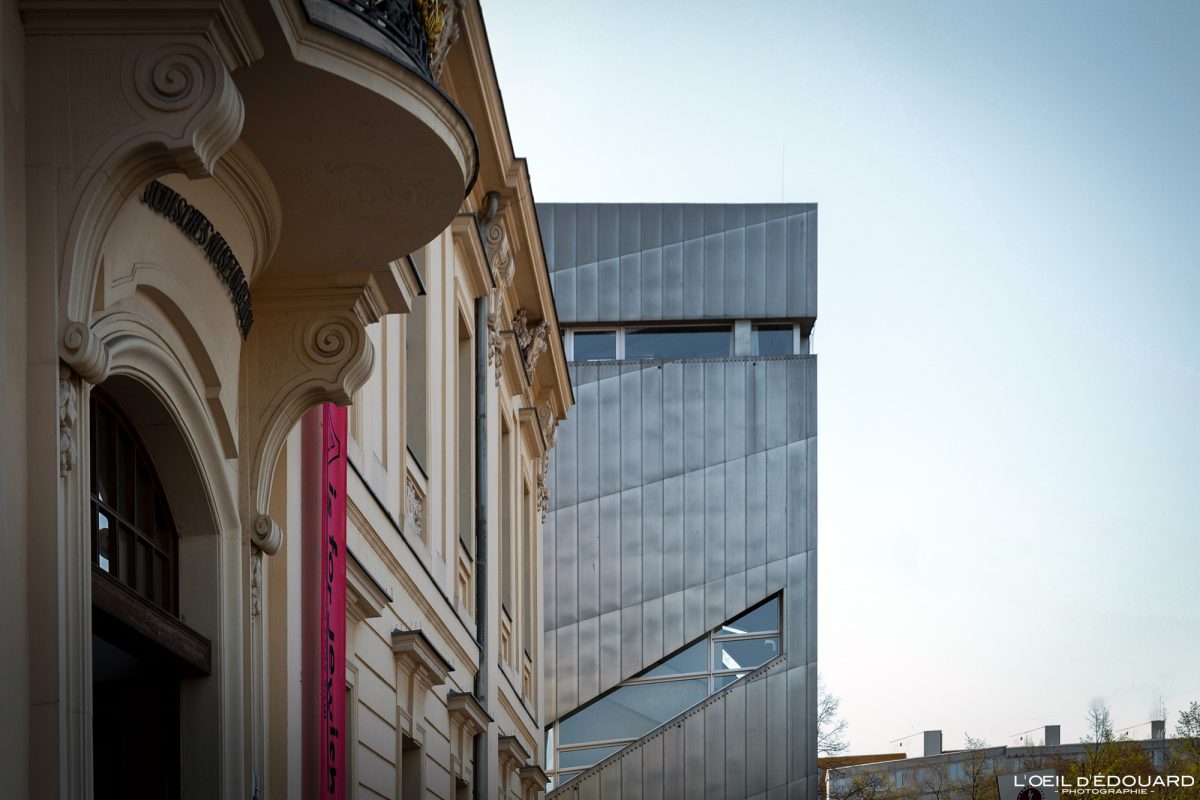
[547,595,782,787]
[90,391,180,616]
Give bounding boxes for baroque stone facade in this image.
[0,1,569,798]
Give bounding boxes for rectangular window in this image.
[625,327,731,360]
[752,324,795,356]
[521,481,533,655]
[948,763,965,780]
[405,258,428,471]
[572,330,617,361]
[457,314,474,554]
[500,422,513,613]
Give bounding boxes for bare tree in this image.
[1085,697,1114,743]
[819,675,850,756]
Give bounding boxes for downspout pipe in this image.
[473,293,489,800]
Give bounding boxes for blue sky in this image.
[484,1,1200,753]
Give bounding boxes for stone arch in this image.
[83,320,246,796]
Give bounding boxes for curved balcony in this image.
[314,0,438,82]
[233,0,478,312]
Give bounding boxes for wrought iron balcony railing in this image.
[330,0,435,80]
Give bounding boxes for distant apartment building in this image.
[536,204,820,799]
[826,724,1190,800]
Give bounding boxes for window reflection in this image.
[558,679,707,746]
[641,639,706,678]
[717,597,780,637]
[625,327,730,360]
[753,324,794,356]
[549,594,783,789]
[573,331,617,361]
[559,744,624,770]
[90,394,178,614]
[713,637,779,672]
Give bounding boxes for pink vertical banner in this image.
[320,402,348,800]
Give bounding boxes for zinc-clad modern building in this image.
[537,204,819,799]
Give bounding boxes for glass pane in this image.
[553,771,582,788]
[639,638,707,678]
[93,405,115,505]
[134,539,148,595]
[118,526,132,582]
[713,637,779,671]
[117,428,135,515]
[625,328,730,360]
[572,331,617,361]
[753,326,794,356]
[153,494,173,552]
[716,598,780,636]
[134,454,153,530]
[713,673,747,691]
[95,510,112,572]
[559,744,625,770]
[152,554,165,606]
[559,679,707,746]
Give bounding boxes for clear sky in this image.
[483,1,1200,754]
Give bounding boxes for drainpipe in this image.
[473,293,489,800]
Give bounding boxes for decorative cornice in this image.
[485,216,515,292]
[497,734,531,776]
[446,690,491,737]
[250,514,282,556]
[519,764,549,793]
[347,548,391,622]
[60,321,112,385]
[242,277,389,555]
[391,628,453,686]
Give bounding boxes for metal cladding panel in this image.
[621,745,643,800]
[621,487,643,607]
[578,615,599,704]
[724,676,747,800]
[550,659,793,800]
[641,248,663,320]
[576,261,598,322]
[620,253,642,321]
[537,204,817,323]
[705,697,726,796]
[642,734,664,800]
[641,482,664,600]
[577,499,599,621]
[542,206,817,800]
[621,369,644,489]
[598,493,622,615]
[556,625,577,724]
[597,258,621,320]
[545,509,558,629]
[684,712,705,799]
[641,366,664,485]
[545,355,817,796]
[621,604,642,679]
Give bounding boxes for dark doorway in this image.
[92,627,181,800]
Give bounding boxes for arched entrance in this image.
[87,379,214,799]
